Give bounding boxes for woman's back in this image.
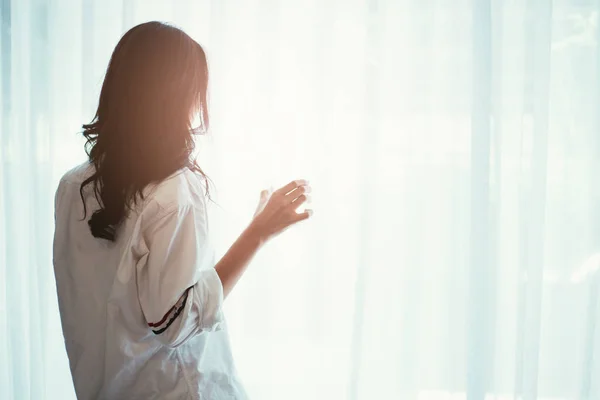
[53,162,247,399]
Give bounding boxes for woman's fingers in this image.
[254,189,271,217]
[258,190,269,205]
[251,180,312,240]
[278,209,313,231]
[291,209,312,223]
[289,193,310,210]
[276,180,309,196]
[283,185,310,204]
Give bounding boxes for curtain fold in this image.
[1,0,599,399]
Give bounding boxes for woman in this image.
[52,22,311,399]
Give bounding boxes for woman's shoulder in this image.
[58,161,94,185]
[142,168,208,216]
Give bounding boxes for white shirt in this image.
[53,163,248,400]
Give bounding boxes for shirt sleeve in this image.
[136,203,224,348]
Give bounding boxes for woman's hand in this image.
[249,180,312,244]
[215,180,312,298]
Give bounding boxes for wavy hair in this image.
[80,21,210,241]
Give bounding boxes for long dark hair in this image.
[80,21,210,241]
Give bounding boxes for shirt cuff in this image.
[193,268,225,331]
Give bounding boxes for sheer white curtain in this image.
[1,0,600,399]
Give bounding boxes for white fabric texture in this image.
[2,0,600,399]
[52,163,246,399]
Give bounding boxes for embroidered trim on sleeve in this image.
[148,287,191,335]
